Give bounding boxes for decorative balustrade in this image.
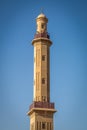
[29,101,54,110]
[34,32,50,39]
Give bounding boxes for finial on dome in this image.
[40,7,44,14]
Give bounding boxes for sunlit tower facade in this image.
[28,13,56,130]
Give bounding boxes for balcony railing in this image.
[29,101,54,110]
[34,32,50,39]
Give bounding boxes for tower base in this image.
[27,102,56,130]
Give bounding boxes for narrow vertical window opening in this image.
[42,55,45,61]
[42,122,45,129]
[42,78,45,84]
[41,24,44,29]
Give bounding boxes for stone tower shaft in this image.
[28,13,56,130]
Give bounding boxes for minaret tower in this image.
[28,13,56,130]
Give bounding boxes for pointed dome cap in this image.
[37,13,46,18]
[36,13,48,23]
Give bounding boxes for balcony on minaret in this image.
[29,101,55,110]
[34,32,50,39]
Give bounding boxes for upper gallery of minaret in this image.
[32,13,51,41]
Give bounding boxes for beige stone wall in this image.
[30,111,54,130]
[33,41,50,102]
[30,113,35,130]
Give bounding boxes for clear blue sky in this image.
[0,0,87,130]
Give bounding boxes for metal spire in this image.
[41,7,44,14]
